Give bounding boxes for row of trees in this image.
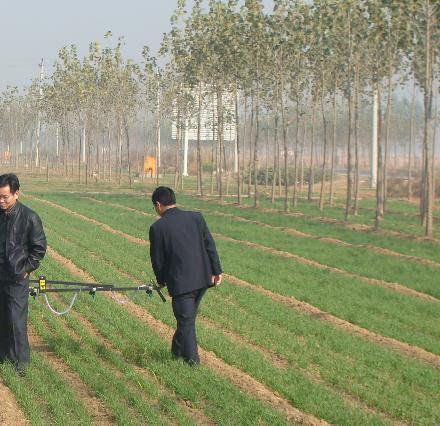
[0,0,438,236]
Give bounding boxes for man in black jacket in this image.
[0,174,47,373]
[149,186,222,366]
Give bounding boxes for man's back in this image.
[149,207,221,297]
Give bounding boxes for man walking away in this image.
[0,174,47,374]
[149,187,222,366]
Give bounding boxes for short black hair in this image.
[0,173,20,193]
[151,186,176,206]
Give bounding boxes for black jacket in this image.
[149,208,222,297]
[2,201,47,278]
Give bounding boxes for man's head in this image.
[151,186,176,216]
[0,173,20,211]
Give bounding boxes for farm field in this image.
[1,179,439,425]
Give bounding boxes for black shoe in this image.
[15,365,28,377]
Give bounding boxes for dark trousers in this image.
[0,276,30,370]
[171,288,206,364]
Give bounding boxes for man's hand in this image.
[212,274,222,287]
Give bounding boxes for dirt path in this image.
[27,326,115,424]
[0,382,28,426]
[46,246,327,426]
[30,195,437,304]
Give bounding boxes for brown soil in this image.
[27,326,115,424]
[46,246,326,426]
[0,382,28,426]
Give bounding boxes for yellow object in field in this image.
[144,156,156,177]
[39,276,46,291]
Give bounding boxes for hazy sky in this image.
[1,0,273,91]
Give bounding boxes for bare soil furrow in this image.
[46,246,327,426]
[0,381,28,426]
[27,326,115,425]
[198,316,406,426]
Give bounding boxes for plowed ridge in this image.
[27,327,114,424]
[0,381,28,426]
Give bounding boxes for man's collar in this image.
[4,201,19,216]
[162,206,178,216]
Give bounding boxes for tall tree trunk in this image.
[174,111,181,189]
[423,0,434,237]
[248,92,254,196]
[280,81,289,212]
[118,119,123,186]
[375,86,384,230]
[319,93,328,212]
[124,118,132,189]
[408,81,416,200]
[300,113,307,196]
[353,64,360,215]
[253,78,260,208]
[265,115,269,190]
[155,86,161,186]
[197,83,203,196]
[329,90,337,206]
[235,86,241,204]
[78,127,82,184]
[217,87,224,200]
[293,99,300,208]
[345,10,353,222]
[271,112,279,204]
[241,95,247,198]
[308,101,316,202]
[383,65,394,211]
[210,106,215,195]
